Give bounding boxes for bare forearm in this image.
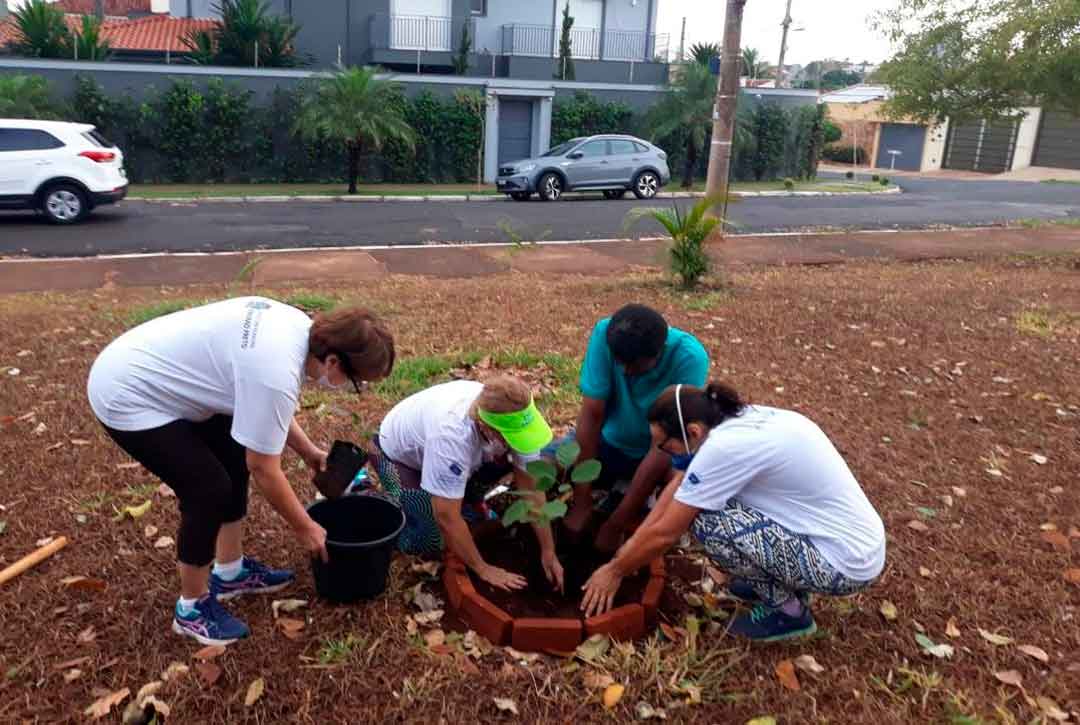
[610,523,681,577]
[637,472,683,530]
[608,449,670,528]
[575,405,603,463]
[286,418,316,455]
[250,466,312,531]
[437,510,488,572]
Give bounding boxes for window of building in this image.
[470,0,486,15]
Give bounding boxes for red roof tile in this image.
[0,14,218,53]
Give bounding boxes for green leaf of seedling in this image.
[540,500,568,522]
[558,484,571,493]
[526,459,558,482]
[535,476,556,493]
[501,499,531,527]
[555,441,581,469]
[571,459,602,484]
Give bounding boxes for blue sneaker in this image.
[209,557,294,601]
[726,578,761,603]
[172,594,250,646]
[729,602,817,642]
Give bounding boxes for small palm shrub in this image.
[626,196,722,288]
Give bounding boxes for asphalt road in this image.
[1,176,1077,258]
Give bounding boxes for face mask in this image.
[317,373,348,391]
[671,383,697,471]
[481,437,508,460]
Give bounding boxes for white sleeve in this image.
[673,438,757,511]
[420,436,473,499]
[231,380,297,455]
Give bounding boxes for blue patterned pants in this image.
[691,500,876,607]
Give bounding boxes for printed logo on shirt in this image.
[687,473,701,486]
[246,300,272,310]
[239,301,267,350]
[449,462,464,477]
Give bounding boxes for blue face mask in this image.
[671,452,695,471]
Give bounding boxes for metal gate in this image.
[498,100,533,165]
[1032,111,1080,170]
[943,119,1018,173]
[875,123,926,171]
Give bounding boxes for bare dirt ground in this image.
[0,256,1078,723]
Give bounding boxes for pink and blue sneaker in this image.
[172,594,250,646]
[729,602,817,641]
[209,557,295,601]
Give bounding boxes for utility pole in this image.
[677,17,686,62]
[703,0,747,215]
[775,0,793,88]
[94,0,104,21]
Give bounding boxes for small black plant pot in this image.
[313,440,368,499]
[307,494,405,603]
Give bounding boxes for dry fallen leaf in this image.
[414,609,444,626]
[978,628,1013,646]
[276,617,305,640]
[915,633,954,658]
[793,654,824,675]
[993,670,1023,687]
[53,656,91,670]
[635,701,667,720]
[945,617,961,638]
[410,561,441,577]
[879,600,898,621]
[1065,568,1080,585]
[64,668,83,683]
[583,670,615,689]
[1016,644,1049,663]
[271,598,307,618]
[143,524,158,539]
[116,462,141,470]
[84,688,129,719]
[61,576,107,593]
[1029,453,1048,465]
[70,438,90,446]
[244,677,265,707]
[1036,696,1069,721]
[161,662,189,681]
[602,683,625,709]
[114,500,152,522]
[907,520,929,532]
[951,486,967,497]
[493,697,519,715]
[424,629,446,648]
[774,659,801,691]
[153,536,174,549]
[659,623,682,641]
[77,625,97,644]
[1040,530,1071,552]
[195,662,221,686]
[193,644,226,661]
[919,566,933,578]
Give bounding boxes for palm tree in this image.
[0,74,59,118]
[689,42,721,66]
[293,67,416,195]
[741,47,768,79]
[8,0,71,58]
[648,61,715,188]
[182,0,302,67]
[70,15,111,61]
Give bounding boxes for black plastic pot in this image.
[307,493,405,603]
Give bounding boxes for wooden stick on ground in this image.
[0,536,69,587]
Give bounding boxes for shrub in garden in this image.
[749,102,789,181]
[627,196,721,289]
[648,62,716,188]
[783,177,795,191]
[822,144,868,165]
[502,440,600,527]
[0,74,59,118]
[551,91,633,146]
[881,177,890,186]
[845,170,854,179]
[872,173,881,181]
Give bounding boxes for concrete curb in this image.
[134,186,903,204]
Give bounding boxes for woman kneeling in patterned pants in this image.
[583,382,886,641]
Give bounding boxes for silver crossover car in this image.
[496,134,671,202]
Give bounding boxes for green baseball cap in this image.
[477,397,553,455]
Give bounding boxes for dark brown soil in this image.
[0,257,1078,723]
[469,525,649,619]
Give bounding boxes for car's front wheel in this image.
[510,192,531,201]
[537,172,564,202]
[632,171,660,200]
[41,183,89,224]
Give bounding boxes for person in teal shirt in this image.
[564,304,709,551]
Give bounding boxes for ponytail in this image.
[647,382,745,439]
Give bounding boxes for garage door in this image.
[498,100,533,165]
[943,119,1018,173]
[876,124,925,171]
[1033,111,1080,170]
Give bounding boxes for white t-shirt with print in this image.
[377,380,539,499]
[88,297,311,455]
[674,405,886,581]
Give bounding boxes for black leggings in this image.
[103,416,249,567]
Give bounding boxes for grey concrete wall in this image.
[473,0,556,55]
[506,55,665,85]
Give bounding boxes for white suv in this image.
[0,119,128,224]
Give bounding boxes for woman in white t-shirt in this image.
[87,298,395,646]
[582,382,886,641]
[368,376,564,593]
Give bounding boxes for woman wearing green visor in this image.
[368,376,563,592]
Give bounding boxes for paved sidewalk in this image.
[0,226,1077,294]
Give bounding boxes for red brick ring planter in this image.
[443,552,666,653]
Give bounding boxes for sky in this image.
[656,0,898,67]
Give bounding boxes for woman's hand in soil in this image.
[478,564,528,592]
[298,519,329,562]
[581,562,623,617]
[541,549,565,593]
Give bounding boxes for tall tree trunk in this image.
[703,0,748,214]
[682,135,697,189]
[347,143,360,195]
